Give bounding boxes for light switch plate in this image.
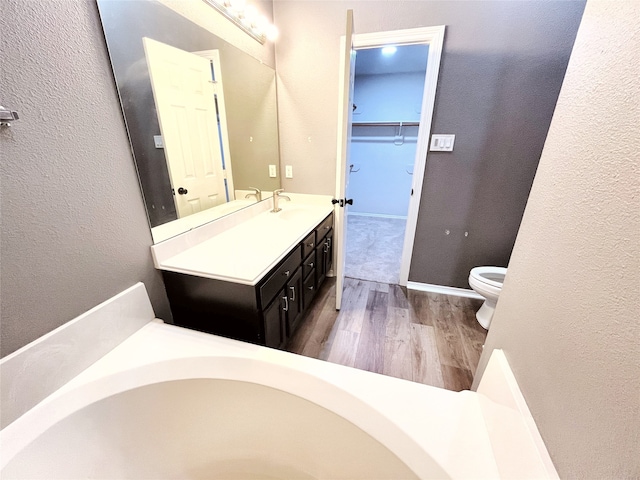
[269,164,277,178]
[430,134,455,151]
[285,165,293,178]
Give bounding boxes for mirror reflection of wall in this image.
[96,0,281,242]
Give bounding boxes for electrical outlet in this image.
[269,164,277,178]
[285,165,293,178]
[153,135,164,148]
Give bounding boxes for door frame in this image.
[192,49,235,201]
[339,26,445,286]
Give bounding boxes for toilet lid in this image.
[471,266,507,288]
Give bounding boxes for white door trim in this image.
[350,26,446,286]
[192,49,235,200]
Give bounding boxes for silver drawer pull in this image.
[290,286,296,302]
[282,296,289,312]
[283,270,290,277]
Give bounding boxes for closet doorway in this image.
[342,27,444,287]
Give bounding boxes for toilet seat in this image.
[470,266,506,289]
[468,266,507,330]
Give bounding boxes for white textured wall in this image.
[1,0,172,356]
[473,1,640,477]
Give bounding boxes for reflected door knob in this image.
[177,187,188,195]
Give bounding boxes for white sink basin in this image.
[273,206,315,222]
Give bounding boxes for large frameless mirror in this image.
[97,0,281,243]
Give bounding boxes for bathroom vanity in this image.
[152,198,334,349]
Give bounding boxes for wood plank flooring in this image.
[286,277,487,391]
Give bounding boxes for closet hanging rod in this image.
[352,121,420,127]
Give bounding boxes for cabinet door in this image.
[315,243,327,287]
[323,229,333,275]
[303,269,317,311]
[317,229,333,287]
[285,268,304,336]
[264,294,285,348]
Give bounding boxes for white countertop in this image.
[156,199,333,285]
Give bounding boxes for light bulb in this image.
[228,0,246,15]
[244,5,258,22]
[255,15,268,29]
[382,46,397,56]
[266,24,279,42]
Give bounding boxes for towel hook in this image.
[0,106,19,127]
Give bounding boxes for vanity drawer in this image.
[316,213,333,241]
[302,231,316,259]
[259,245,302,307]
[302,251,316,279]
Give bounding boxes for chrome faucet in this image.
[271,189,291,213]
[245,187,262,202]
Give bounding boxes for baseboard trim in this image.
[406,281,483,300]
[347,212,408,220]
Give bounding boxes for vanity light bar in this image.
[202,0,278,44]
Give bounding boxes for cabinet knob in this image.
[283,270,290,277]
[308,285,314,291]
[307,242,314,248]
[308,262,314,268]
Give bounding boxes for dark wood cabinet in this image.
[163,212,334,349]
[316,229,333,287]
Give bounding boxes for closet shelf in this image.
[352,121,419,127]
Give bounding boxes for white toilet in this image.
[468,266,507,329]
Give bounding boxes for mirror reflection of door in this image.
[143,37,230,218]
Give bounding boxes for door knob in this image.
[177,187,188,195]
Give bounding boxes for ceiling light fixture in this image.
[203,0,278,44]
[382,46,397,56]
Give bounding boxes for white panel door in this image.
[334,10,356,310]
[143,37,227,218]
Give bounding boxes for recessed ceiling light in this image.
[382,46,397,56]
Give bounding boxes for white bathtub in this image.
[0,284,557,479]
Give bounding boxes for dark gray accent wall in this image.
[1,0,172,357]
[408,1,586,287]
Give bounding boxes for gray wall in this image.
[0,0,171,357]
[273,0,585,288]
[473,1,640,477]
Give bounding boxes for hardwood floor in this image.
[286,277,487,391]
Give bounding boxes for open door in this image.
[334,10,355,310]
[143,37,228,218]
